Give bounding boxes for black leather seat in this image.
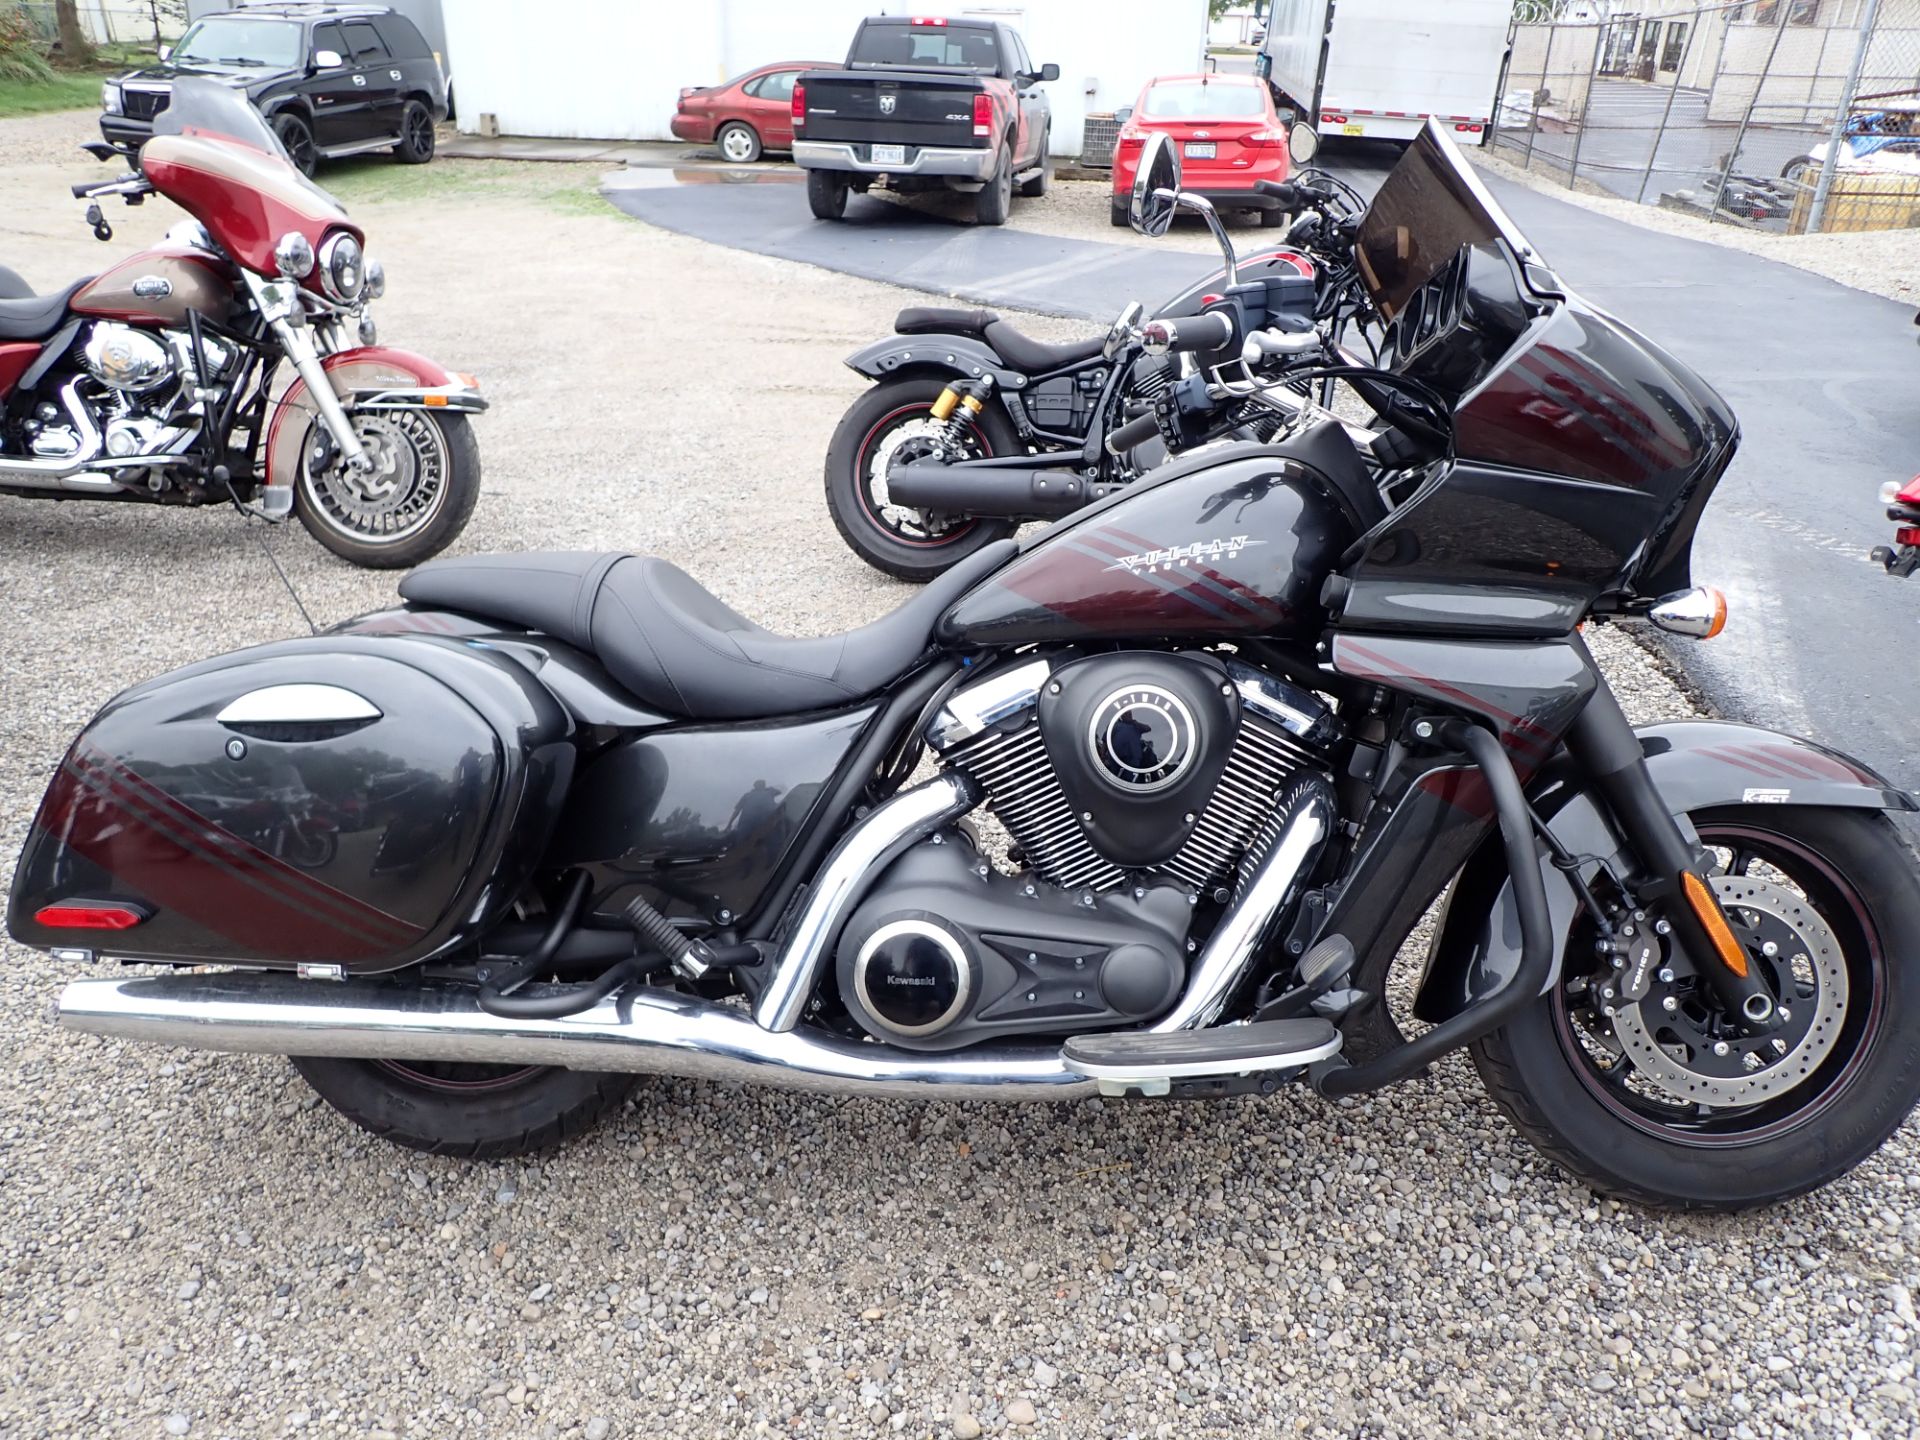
[980,320,1105,374]
[0,264,34,301]
[895,306,998,337]
[398,541,1017,720]
[0,278,88,342]
[893,305,1106,374]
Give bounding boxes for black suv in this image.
[101,3,449,175]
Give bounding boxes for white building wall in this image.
[441,0,1209,155]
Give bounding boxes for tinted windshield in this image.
[849,20,1001,72]
[1142,82,1266,119]
[1356,123,1535,322]
[151,77,343,210]
[171,16,303,68]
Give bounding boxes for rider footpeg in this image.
[1063,1017,1342,1096]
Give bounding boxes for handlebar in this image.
[72,174,148,199]
[1104,410,1163,457]
[1255,178,1335,209]
[1140,311,1235,356]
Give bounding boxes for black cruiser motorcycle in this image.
[15,129,1920,1210]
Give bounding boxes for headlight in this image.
[273,231,315,280]
[363,257,385,300]
[102,82,123,116]
[318,232,364,302]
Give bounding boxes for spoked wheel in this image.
[717,121,762,163]
[1473,805,1920,1209]
[295,409,480,568]
[823,376,1018,581]
[273,113,318,178]
[292,1054,638,1158]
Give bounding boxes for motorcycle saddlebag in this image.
[6,633,574,973]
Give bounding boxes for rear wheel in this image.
[976,144,1014,225]
[273,112,317,177]
[1259,205,1289,228]
[717,121,762,163]
[394,99,436,164]
[807,169,849,220]
[295,409,481,568]
[824,375,1019,582]
[291,1055,637,1158]
[1473,806,1920,1209]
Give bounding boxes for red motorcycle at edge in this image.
[0,78,484,567]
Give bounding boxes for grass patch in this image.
[0,40,160,119]
[322,155,613,217]
[0,69,102,117]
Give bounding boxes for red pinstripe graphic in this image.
[42,746,422,961]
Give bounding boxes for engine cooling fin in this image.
[945,703,1323,896]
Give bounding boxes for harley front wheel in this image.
[295,409,481,568]
[1473,806,1920,1210]
[824,377,1019,582]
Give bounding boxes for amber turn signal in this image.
[1681,871,1748,978]
[1647,586,1727,640]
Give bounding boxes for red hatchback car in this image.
[1112,73,1292,227]
[671,60,832,163]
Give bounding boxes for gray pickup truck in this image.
[793,16,1058,226]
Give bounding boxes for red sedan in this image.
[670,60,832,163]
[1112,73,1293,227]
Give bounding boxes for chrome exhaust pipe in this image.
[53,768,1335,1100]
[56,972,1097,1101]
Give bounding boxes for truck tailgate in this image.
[801,70,986,150]
[1322,0,1509,122]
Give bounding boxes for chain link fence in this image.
[11,1,183,51]
[1493,0,1920,234]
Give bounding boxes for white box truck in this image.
[1258,0,1512,145]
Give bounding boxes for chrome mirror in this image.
[313,48,344,69]
[1288,121,1320,166]
[1129,132,1180,237]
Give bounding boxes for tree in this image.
[52,0,93,63]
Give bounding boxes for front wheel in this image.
[1473,805,1920,1209]
[1018,128,1051,197]
[976,145,1013,225]
[717,121,762,164]
[295,409,481,568]
[273,112,318,178]
[291,1055,638,1158]
[824,376,1019,582]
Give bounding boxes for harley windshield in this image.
[149,77,344,211]
[1355,122,1537,323]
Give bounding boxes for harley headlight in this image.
[273,231,315,280]
[319,232,364,302]
[102,81,123,116]
[363,257,385,300]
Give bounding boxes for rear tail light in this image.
[792,81,805,129]
[911,15,948,24]
[1321,113,1347,125]
[1455,123,1483,133]
[35,901,149,930]
[972,93,992,138]
[1243,129,1278,147]
[1115,131,1144,151]
[1900,526,1920,546]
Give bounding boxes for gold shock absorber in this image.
[929,385,962,421]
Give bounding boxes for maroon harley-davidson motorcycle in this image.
[13,127,1920,1210]
[0,79,484,567]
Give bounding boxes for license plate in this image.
[1341,122,1365,136]
[1183,142,1216,159]
[870,144,906,166]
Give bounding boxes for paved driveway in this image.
[607,144,1920,792]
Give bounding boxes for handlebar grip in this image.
[1104,410,1163,456]
[1254,180,1300,204]
[71,180,97,198]
[1142,311,1235,355]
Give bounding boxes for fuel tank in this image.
[7,634,573,973]
[939,435,1367,648]
[71,246,233,327]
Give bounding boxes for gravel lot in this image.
[4,111,1920,1440]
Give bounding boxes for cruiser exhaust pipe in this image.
[56,973,1098,1102]
[54,769,1337,1101]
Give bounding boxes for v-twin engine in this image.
[932,652,1339,897]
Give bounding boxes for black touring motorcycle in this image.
[15,128,1920,1209]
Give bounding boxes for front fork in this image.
[1566,684,1782,1032]
[243,272,371,478]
